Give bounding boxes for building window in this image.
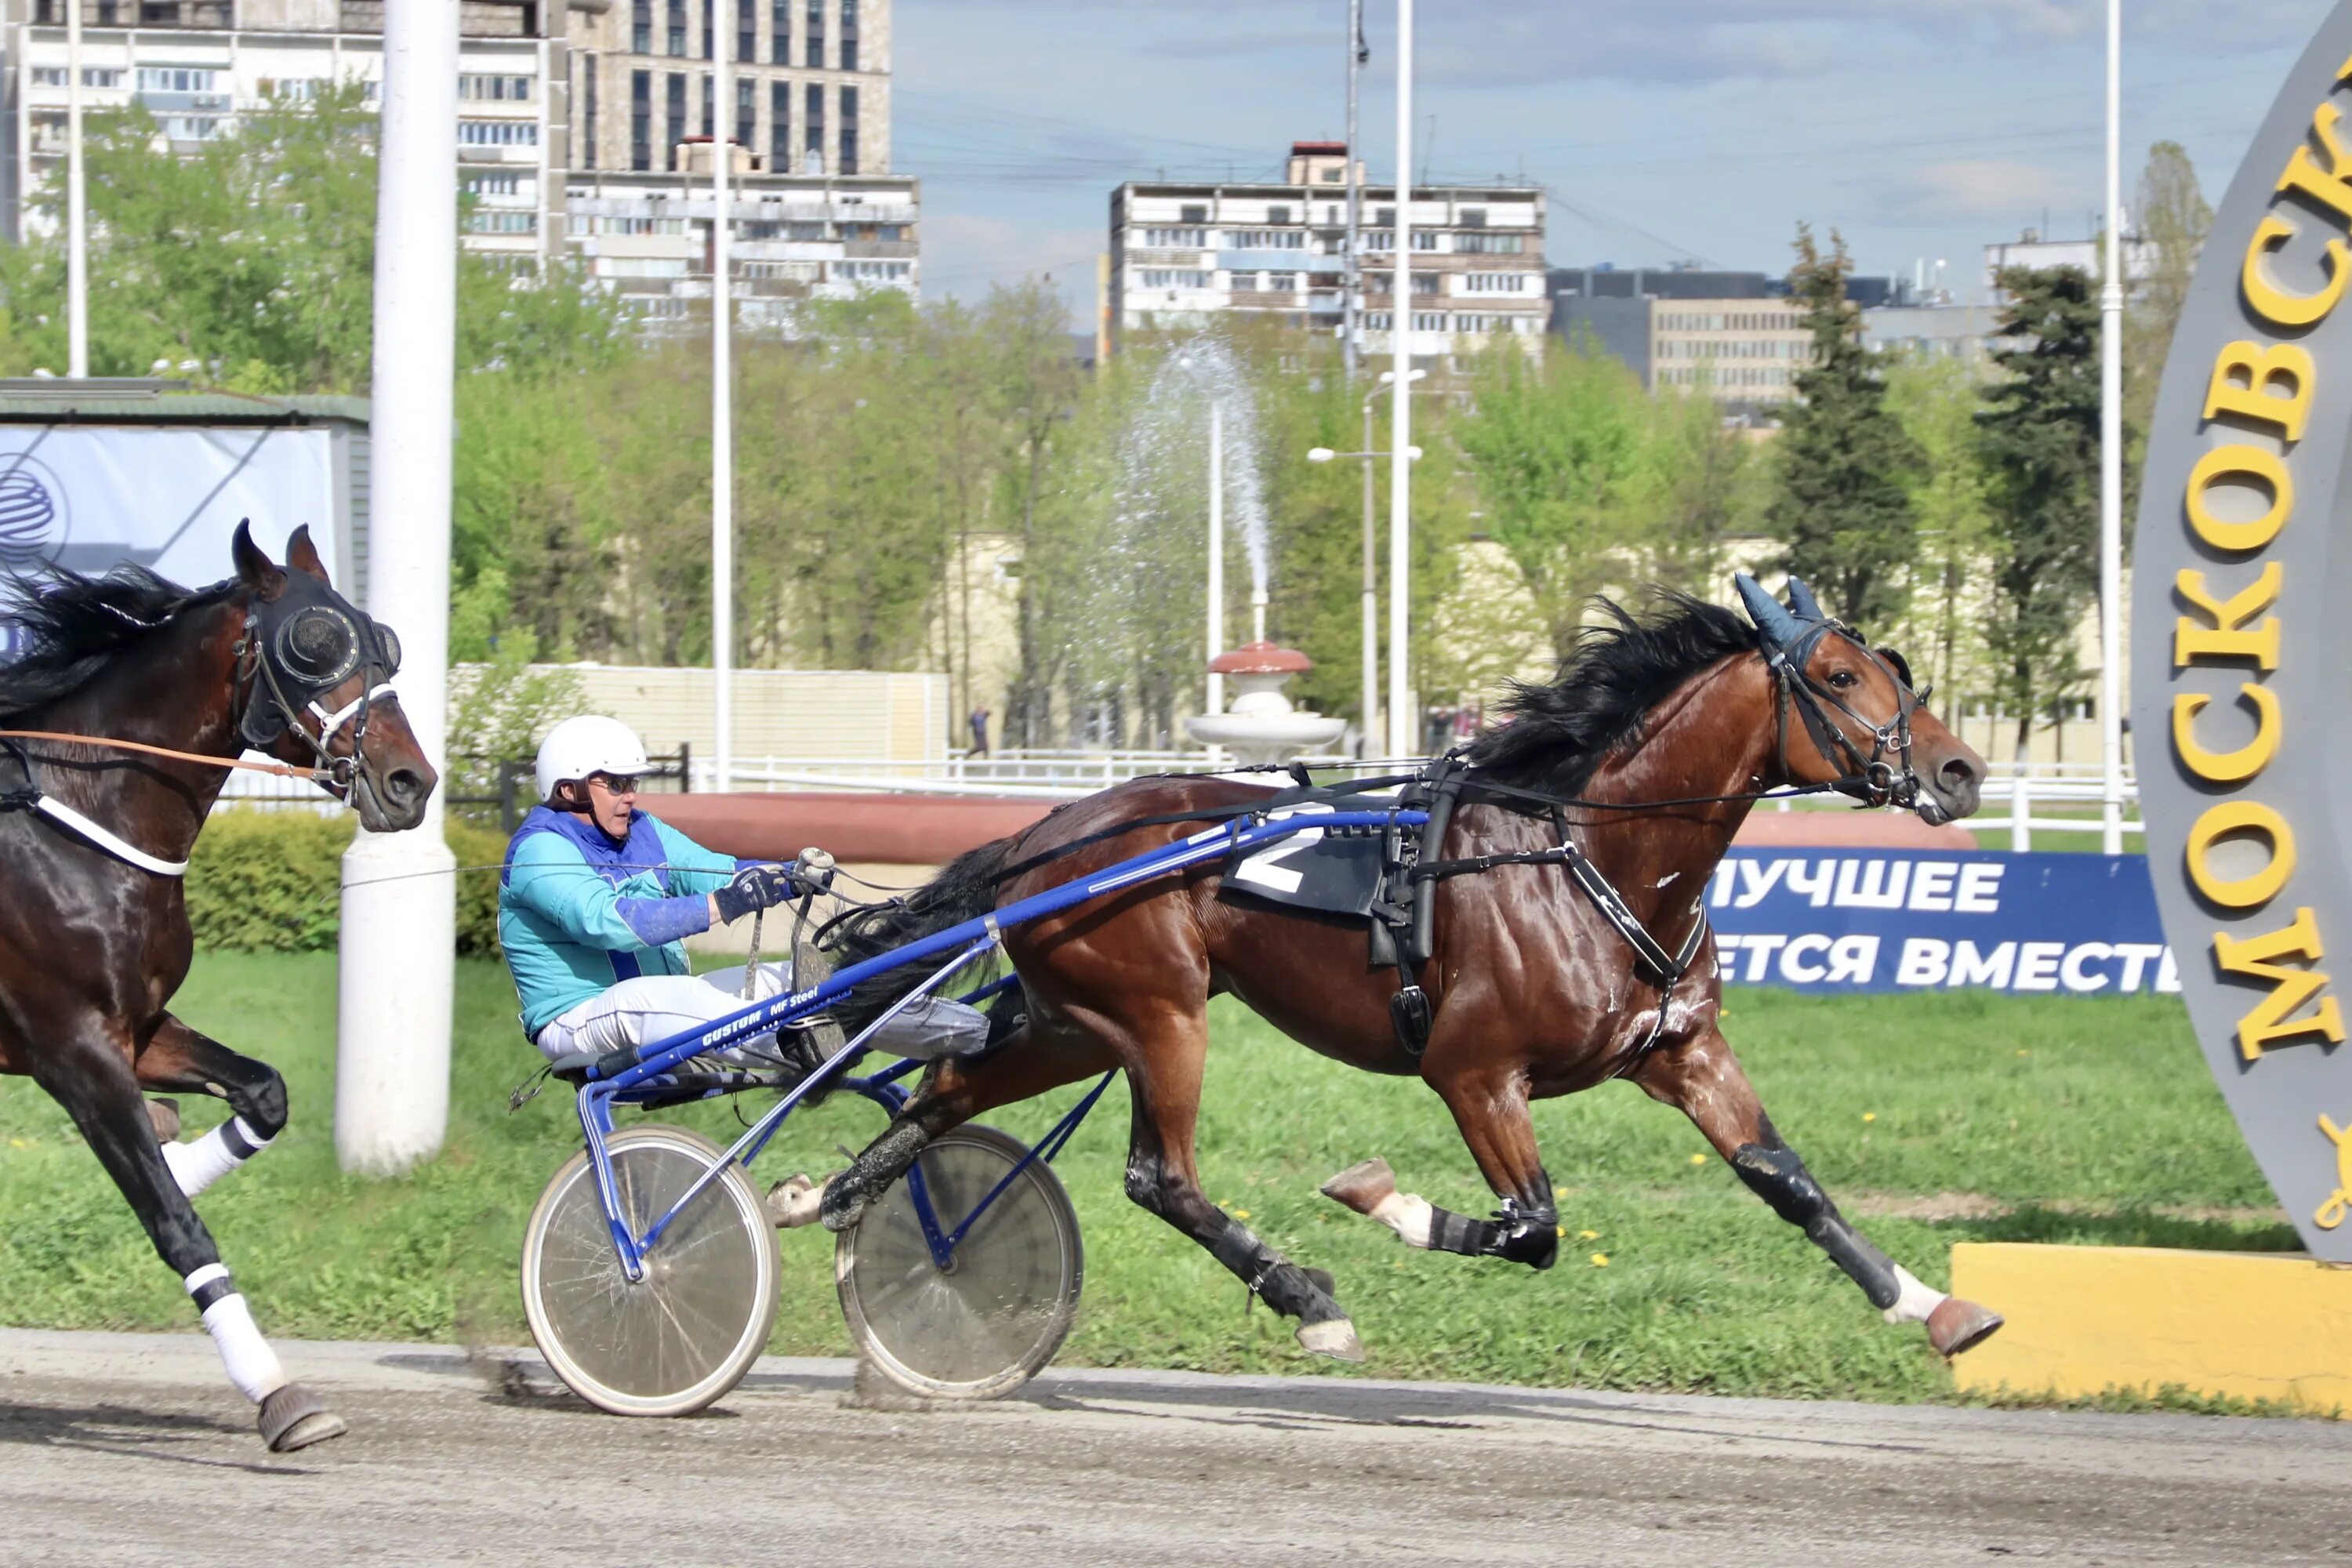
[458,119,539,146]
[1140,270,1213,290]
[771,0,789,63]
[1459,207,1487,228]
[701,71,713,136]
[1374,205,1393,227]
[158,114,224,141]
[1140,227,1206,249]
[839,85,857,174]
[135,67,222,93]
[1179,203,1208,223]
[633,0,652,53]
[458,74,533,101]
[667,0,686,55]
[1411,312,1447,332]
[840,0,858,70]
[464,172,522,196]
[806,0,824,67]
[1362,311,1392,330]
[1266,272,1298,292]
[770,79,789,170]
[465,210,539,234]
[738,2,755,61]
[804,80,822,171]
[34,66,124,87]
[736,78,755,150]
[701,0,714,57]
[1456,232,1523,254]
[835,260,911,283]
[632,68,652,169]
[1463,272,1526,294]
[666,71,687,165]
[1410,230,1439,251]
[584,53,598,170]
[1266,205,1290,225]
[1225,230,1304,250]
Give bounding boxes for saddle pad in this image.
[1220,805,1388,920]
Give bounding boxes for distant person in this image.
[969,703,992,758]
[499,715,985,1080]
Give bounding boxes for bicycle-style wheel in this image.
[521,1125,779,1417]
[836,1123,1083,1400]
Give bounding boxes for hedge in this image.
[186,809,509,956]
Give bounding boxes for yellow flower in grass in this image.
[1578,1229,1599,1241]
[1589,1252,1610,1267]
[1862,1112,1877,1123]
[1232,1209,1250,1221]
[1688,1152,1708,1166]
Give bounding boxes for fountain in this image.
[1185,590,1348,768]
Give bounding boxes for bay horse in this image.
[0,524,434,1450]
[818,576,2005,1364]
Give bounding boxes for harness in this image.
[0,578,402,877]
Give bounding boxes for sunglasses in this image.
[588,773,644,796]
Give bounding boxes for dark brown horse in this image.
[0,524,434,1450]
[819,578,2004,1363]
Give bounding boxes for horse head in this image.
[232,522,437,832]
[1734,572,1982,826]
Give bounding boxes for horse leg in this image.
[817,1021,1112,1232]
[1633,1026,2004,1357]
[1321,1064,1559,1270]
[133,1014,289,1200]
[31,1014,343,1449]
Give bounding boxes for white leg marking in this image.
[1881,1265,1948,1327]
[1367,1190,1436,1250]
[186,1268,289,1403]
[160,1116,273,1200]
[767,1173,827,1229]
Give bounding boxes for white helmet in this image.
[535,715,652,802]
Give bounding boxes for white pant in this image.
[534,967,791,1064]
[533,967,993,1066]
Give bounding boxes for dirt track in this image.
[3,1328,2347,1566]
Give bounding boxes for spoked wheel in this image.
[521,1126,779,1417]
[837,1123,1083,1400]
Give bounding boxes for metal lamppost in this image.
[1387,0,1416,759]
[1310,368,1425,755]
[712,0,736,793]
[2097,0,2126,855]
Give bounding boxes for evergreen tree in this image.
[2123,141,2212,518]
[1767,226,1922,630]
[1977,266,2103,758]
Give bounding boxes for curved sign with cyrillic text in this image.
[2133,3,2352,1261]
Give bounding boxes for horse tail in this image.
[822,836,1022,1038]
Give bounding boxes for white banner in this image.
[0,425,339,619]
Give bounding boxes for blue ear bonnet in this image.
[1733,572,1835,670]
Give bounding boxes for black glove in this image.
[713,863,794,924]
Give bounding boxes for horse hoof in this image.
[1296,1316,1366,1363]
[1320,1157,1396,1216]
[1927,1297,2005,1358]
[766,1174,826,1229]
[147,1098,182,1144]
[257,1383,347,1453]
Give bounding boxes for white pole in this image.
[713,0,735,793]
[66,0,85,378]
[337,0,457,1175]
[1360,390,1377,756]
[1343,0,1362,379]
[1207,398,1225,720]
[1386,0,1414,760]
[2097,0,2125,857]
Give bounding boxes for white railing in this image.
[695,749,1225,797]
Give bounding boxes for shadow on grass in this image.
[1929,1206,2302,1253]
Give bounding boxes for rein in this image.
[0,730,337,781]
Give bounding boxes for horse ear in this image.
[1785,576,1826,623]
[1734,573,1803,648]
[231,519,286,599]
[283,524,330,583]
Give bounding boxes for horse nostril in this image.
[383,767,426,806]
[1939,757,1977,792]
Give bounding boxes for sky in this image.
[891,0,2340,320]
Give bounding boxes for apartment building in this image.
[1,0,916,330]
[1109,141,1548,364]
[1983,228,2154,303]
[2,0,563,264]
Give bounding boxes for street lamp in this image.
[1307,366,1426,756]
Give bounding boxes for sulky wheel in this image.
[521,1125,779,1417]
[836,1123,1083,1400]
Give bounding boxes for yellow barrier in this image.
[1950,1243,2352,1413]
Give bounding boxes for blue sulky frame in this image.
[568,807,1428,1282]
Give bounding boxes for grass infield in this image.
[0,953,2296,1406]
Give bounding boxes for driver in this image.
[499,715,985,1078]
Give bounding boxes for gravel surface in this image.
[3,1329,2347,1566]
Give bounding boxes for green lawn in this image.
[0,953,2290,1406]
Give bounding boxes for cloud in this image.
[1884,158,2088,223]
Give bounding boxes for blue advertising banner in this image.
[1707,850,2175,997]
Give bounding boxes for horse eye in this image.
[1829,670,1858,689]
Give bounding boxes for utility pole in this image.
[67,0,86,377]
[2097,0,2125,856]
[1386,0,1414,760]
[1343,0,1364,379]
[713,0,735,793]
[1360,390,1377,755]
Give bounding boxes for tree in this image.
[1884,354,1994,707]
[1768,226,1922,630]
[2123,141,2212,517]
[1978,267,2103,759]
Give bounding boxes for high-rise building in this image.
[1109,142,1548,365]
[0,0,917,334]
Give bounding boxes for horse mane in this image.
[0,565,232,720]
[1463,591,1759,798]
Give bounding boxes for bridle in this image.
[231,577,404,795]
[1764,617,1928,814]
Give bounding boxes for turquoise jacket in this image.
[498,807,744,1036]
